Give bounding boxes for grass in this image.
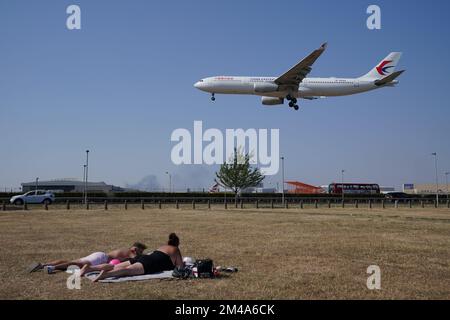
[0,205,449,299]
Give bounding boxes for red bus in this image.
[328,183,380,195]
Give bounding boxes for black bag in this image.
[195,259,214,278]
[172,266,192,279]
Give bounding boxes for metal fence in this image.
[1,197,449,211]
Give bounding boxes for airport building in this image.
[402,183,449,195]
[286,181,324,194]
[380,186,396,194]
[21,179,125,193]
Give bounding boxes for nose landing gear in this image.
[211,93,216,101]
[286,95,299,110]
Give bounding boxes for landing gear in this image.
[286,95,299,110]
[211,93,216,101]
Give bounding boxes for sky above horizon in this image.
[1,0,449,192]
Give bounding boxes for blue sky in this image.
[1,0,449,191]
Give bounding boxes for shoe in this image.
[28,262,43,273]
[44,265,55,274]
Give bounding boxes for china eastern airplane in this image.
[194,43,404,110]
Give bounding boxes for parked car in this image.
[10,190,55,205]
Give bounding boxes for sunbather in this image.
[29,242,147,273]
[79,257,129,276]
[92,233,183,282]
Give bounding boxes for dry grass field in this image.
[0,205,449,300]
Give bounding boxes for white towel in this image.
[84,270,174,283]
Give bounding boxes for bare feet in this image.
[92,270,105,282]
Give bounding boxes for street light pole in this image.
[85,150,89,205]
[445,172,449,200]
[165,171,172,193]
[432,153,438,205]
[281,157,285,205]
[341,170,345,202]
[83,165,86,201]
[35,177,39,193]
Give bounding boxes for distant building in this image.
[380,186,395,194]
[21,179,125,193]
[402,183,448,195]
[286,181,324,194]
[253,187,277,193]
[242,183,265,193]
[403,184,415,193]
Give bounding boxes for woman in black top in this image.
[92,233,183,282]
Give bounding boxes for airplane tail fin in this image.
[360,52,402,80]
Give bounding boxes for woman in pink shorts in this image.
[29,242,147,274]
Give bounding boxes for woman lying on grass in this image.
[91,233,183,282]
[29,242,147,274]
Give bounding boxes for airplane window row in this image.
[306,81,353,84]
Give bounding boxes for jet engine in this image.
[254,83,279,93]
[261,96,284,105]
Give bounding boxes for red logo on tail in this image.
[376,60,394,76]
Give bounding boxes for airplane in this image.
[194,43,404,111]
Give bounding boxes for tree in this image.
[215,148,265,204]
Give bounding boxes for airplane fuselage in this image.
[194,76,396,99]
[193,47,403,109]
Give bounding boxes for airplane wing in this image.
[274,43,327,87]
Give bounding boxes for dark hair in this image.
[168,233,180,247]
[132,242,147,252]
